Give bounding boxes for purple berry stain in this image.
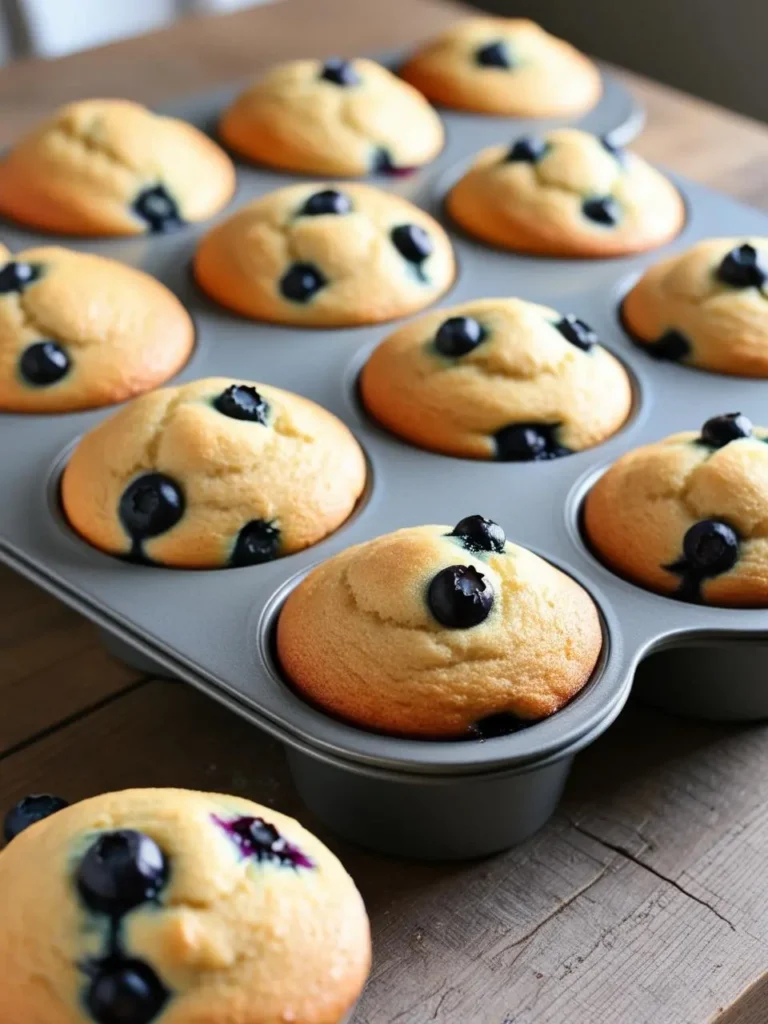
[212,815,314,870]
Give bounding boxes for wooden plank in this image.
[2,679,768,1023]
[0,564,141,754]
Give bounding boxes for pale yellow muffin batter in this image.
[361,297,631,459]
[447,129,684,257]
[220,57,444,176]
[278,520,602,737]
[0,787,370,1024]
[0,99,235,236]
[62,377,366,568]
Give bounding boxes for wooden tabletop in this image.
[2,1,768,1021]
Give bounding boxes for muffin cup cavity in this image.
[634,638,768,722]
[249,549,633,779]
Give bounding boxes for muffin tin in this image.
[2,61,767,860]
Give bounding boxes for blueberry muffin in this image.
[623,238,768,375]
[61,377,366,568]
[277,517,602,738]
[0,99,235,236]
[360,298,631,460]
[194,182,455,326]
[0,244,193,413]
[0,788,370,1024]
[447,130,684,257]
[220,57,444,177]
[584,414,768,607]
[400,17,601,117]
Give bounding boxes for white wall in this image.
[10,0,269,59]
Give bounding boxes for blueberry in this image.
[599,134,625,163]
[77,830,168,916]
[682,520,740,576]
[427,564,494,629]
[555,315,597,352]
[0,260,40,293]
[320,58,360,86]
[212,814,314,869]
[700,413,753,448]
[231,520,281,566]
[371,148,414,177]
[434,316,485,357]
[280,262,327,303]
[450,515,505,554]
[19,341,70,386]
[391,224,432,265]
[132,185,183,234]
[85,958,170,1024]
[472,712,530,739]
[582,196,619,226]
[716,243,767,289]
[214,384,269,424]
[645,329,690,362]
[494,423,569,462]
[3,794,68,843]
[119,474,184,541]
[299,189,352,217]
[475,41,511,68]
[505,137,548,163]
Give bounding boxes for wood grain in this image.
[1,0,768,1021]
[0,565,140,754]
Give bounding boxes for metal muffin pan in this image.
[1,62,765,859]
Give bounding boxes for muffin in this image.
[360,297,631,459]
[277,518,602,738]
[623,238,768,375]
[0,99,235,236]
[194,182,455,326]
[61,377,366,568]
[584,413,768,607]
[0,244,193,413]
[447,129,684,257]
[400,17,601,117]
[220,57,444,176]
[0,788,370,1024]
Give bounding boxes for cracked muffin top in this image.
[277,517,602,738]
[0,244,193,413]
[219,57,444,177]
[447,129,684,257]
[360,297,631,460]
[0,99,235,236]
[194,182,455,326]
[623,238,768,376]
[0,787,371,1024]
[399,17,601,117]
[61,377,366,568]
[584,413,768,607]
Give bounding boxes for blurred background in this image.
[0,0,765,123]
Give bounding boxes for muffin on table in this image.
[278,517,602,738]
[584,413,768,607]
[0,99,235,236]
[0,788,370,1024]
[361,297,631,460]
[61,377,366,568]
[447,129,684,257]
[220,57,444,176]
[194,182,455,326]
[400,17,601,117]
[0,244,193,413]
[623,238,768,375]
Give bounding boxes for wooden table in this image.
[2,2,768,1021]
